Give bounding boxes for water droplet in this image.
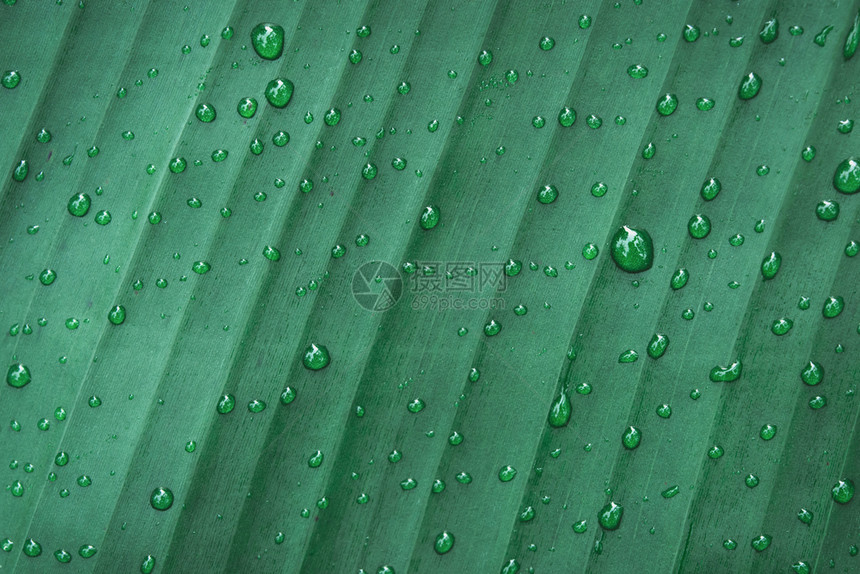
[598,502,623,530]
[150,487,173,510]
[216,394,235,414]
[2,69,21,89]
[771,317,793,335]
[302,343,330,370]
[265,78,294,108]
[434,531,455,554]
[814,25,834,46]
[558,107,576,127]
[751,534,772,552]
[821,295,844,318]
[760,424,777,440]
[656,93,678,116]
[23,539,41,557]
[307,450,324,468]
[585,114,602,129]
[537,184,558,204]
[661,485,680,498]
[407,398,425,413]
[247,399,266,413]
[669,268,689,290]
[761,252,781,280]
[610,226,654,273]
[108,305,126,325]
[622,426,641,449]
[539,36,555,50]
[647,333,669,359]
[709,361,742,382]
[809,395,827,409]
[6,363,31,388]
[360,162,378,180]
[760,16,779,43]
[498,465,517,482]
[816,200,840,221]
[687,214,711,239]
[618,349,639,363]
[236,97,258,119]
[548,389,572,427]
[800,361,824,386]
[683,24,700,42]
[484,319,501,336]
[844,10,859,59]
[696,97,715,111]
[833,157,860,193]
[67,193,91,217]
[700,177,721,201]
[251,23,284,60]
[195,103,216,123]
[420,205,440,229]
[738,72,762,100]
[627,64,648,78]
[642,142,656,159]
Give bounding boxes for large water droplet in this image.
[759,16,779,43]
[537,184,558,204]
[647,333,669,359]
[670,268,689,290]
[656,93,678,116]
[709,361,742,382]
[687,214,711,239]
[622,426,641,449]
[434,531,455,554]
[68,193,92,217]
[547,389,571,427]
[822,296,844,318]
[738,72,762,100]
[800,361,824,385]
[751,534,772,552]
[251,23,285,60]
[832,479,855,503]
[150,487,174,510]
[265,78,294,108]
[302,343,330,370]
[761,251,781,280]
[419,205,440,229]
[6,363,31,388]
[598,502,623,530]
[833,158,860,193]
[610,226,654,273]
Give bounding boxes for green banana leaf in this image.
[1,1,858,573]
